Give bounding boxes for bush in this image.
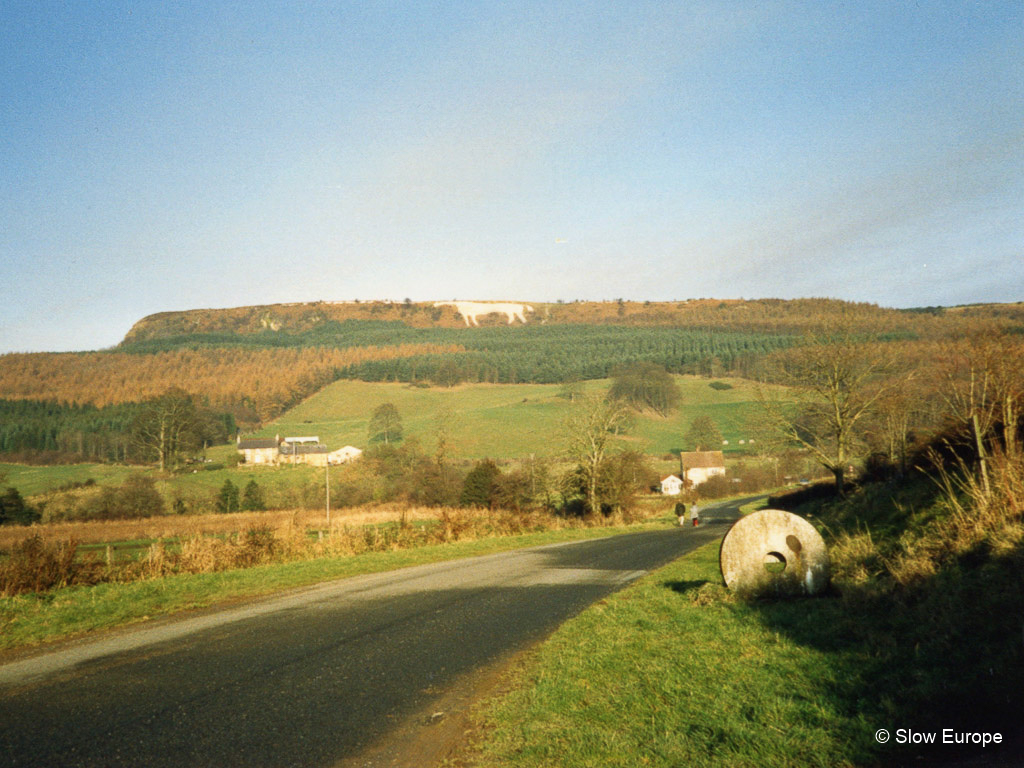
[0,487,39,526]
[115,475,165,518]
[0,535,103,595]
[460,459,501,508]
[40,476,165,522]
[768,481,844,510]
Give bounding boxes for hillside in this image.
[256,375,785,460]
[0,297,1020,464]
[120,297,1001,345]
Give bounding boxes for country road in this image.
[0,500,750,767]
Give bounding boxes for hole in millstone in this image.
[763,551,787,574]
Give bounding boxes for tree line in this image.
[753,329,1024,495]
[335,325,796,385]
[0,342,461,425]
[0,392,235,466]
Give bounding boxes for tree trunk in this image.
[972,412,991,497]
[832,465,845,496]
[158,421,166,473]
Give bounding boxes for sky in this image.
[2,1,1022,353]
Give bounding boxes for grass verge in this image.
[472,540,878,768]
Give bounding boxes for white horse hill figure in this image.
[433,301,534,327]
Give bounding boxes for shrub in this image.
[460,459,501,508]
[0,535,102,595]
[0,487,39,526]
[116,475,165,518]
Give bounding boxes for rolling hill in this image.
[1,297,1020,465]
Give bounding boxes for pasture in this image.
[260,375,780,459]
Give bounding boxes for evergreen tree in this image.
[216,479,240,514]
[0,486,38,526]
[460,459,501,508]
[242,479,266,511]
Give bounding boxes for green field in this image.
[0,463,136,497]
[258,375,780,460]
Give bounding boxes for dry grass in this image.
[0,506,440,549]
[828,444,1024,595]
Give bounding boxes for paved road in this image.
[0,502,749,768]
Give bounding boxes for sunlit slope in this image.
[259,376,784,460]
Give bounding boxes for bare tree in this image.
[867,371,926,476]
[757,334,902,494]
[564,394,633,514]
[368,403,403,445]
[940,331,1024,494]
[129,388,202,472]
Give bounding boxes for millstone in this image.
[719,509,830,598]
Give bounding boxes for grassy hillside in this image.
[0,463,137,497]
[256,375,781,460]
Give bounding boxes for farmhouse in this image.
[329,445,363,464]
[660,474,684,496]
[236,436,280,465]
[680,450,726,487]
[236,435,363,468]
[279,441,329,467]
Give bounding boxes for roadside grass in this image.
[473,541,877,768]
[0,514,676,652]
[472,461,1024,768]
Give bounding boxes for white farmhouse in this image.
[329,445,363,465]
[660,474,684,496]
[680,451,726,487]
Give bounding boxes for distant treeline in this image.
[0,342,461,424]
[332,325,798,384]
[0,399,235,464]
[0,400,142,463]
[118,321,797,384]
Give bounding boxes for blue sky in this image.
[2,1,1022,353]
